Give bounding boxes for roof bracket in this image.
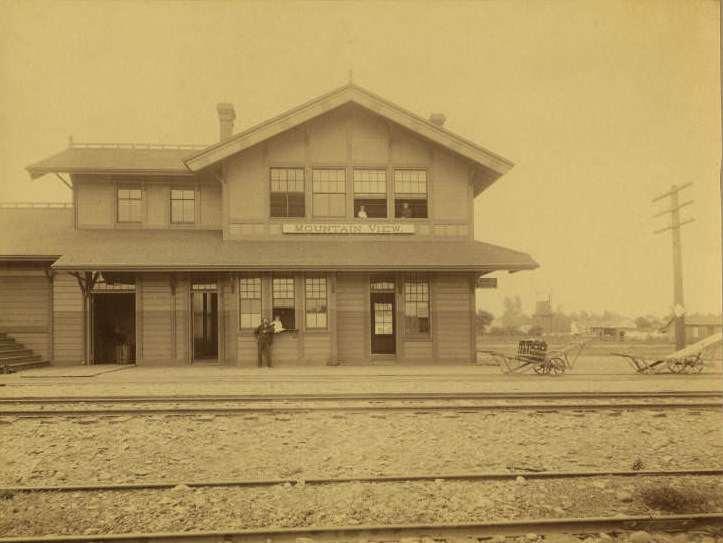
[54,173,73,190]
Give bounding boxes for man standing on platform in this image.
[254,317,275,368]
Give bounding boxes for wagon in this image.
[482,339,587,376]
[611,332,722,374]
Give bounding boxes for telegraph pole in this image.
[653,183,694,350]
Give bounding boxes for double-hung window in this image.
[394,169,428,218]
[239,277,262,330]
[272,277,296,329]
[353,169,387,218]
[305,277,328,329]
[270,168,305,218]
[170,188,195,224]
[404,275,430,335]
[117,186,142,223]
[312,169,346,218]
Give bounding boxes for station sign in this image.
[283,223,415,235]
[476,277,497,289]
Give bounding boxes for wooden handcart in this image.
[483,339,587,376]
[611,332,722,374]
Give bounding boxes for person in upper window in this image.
[400,202,413,218]
[272,314,285,333]
[357,205,368,219]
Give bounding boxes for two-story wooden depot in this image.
[0,85,537,367]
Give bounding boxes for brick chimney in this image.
[216,103,236,141]
[429,113,446,127]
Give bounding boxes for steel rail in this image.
[0,514,721,543]
[2,468,722,493]
[1,390,721,403]
[1,401,720,416]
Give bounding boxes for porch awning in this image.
[50,231,538,273]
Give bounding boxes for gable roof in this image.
[26,144,205,180]
[184,84,514,193]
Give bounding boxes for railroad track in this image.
[3,468,722,492]
[0,391,720,415]
[1,514,722,543]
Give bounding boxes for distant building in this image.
[664,315,722,344]
[532,299,553,334]
[576,318,636,342]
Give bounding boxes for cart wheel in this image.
[533,364,546,375]
[684,357,704,374]
[547,357,566,376]
[667,359,685,373]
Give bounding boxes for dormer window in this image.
[117,185,142,223]
[394,169,428,218]
[270,168,305,218]
[171,188,195,224]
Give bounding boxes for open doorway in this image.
[92,293,135,364]
[192,290,218,361]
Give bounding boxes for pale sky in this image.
[0,0,720,319]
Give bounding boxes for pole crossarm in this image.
[652,200,694,218]
[653,217,695,235]
[652,182,692,203]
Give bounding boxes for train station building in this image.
[0,84,537,367]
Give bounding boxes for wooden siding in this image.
[401,339,433,363]
[237,337,257,367]
[52,272,83,364]
[0,273,51,359]
[76,181,114,228]
[336,273,368,363]
[433,273,473,362]
[433,149,471,227]
[146,184,169,227]
[139,275,173,364]
[224,104,472,240]
[270,333,300,365]
[200,185,222,228]
[173,277,189,364]
[304,334,332,365]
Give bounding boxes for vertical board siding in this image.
[140,275,173,364]
[336,273,367,363]
[200,186,222,228]
[76,182,114,228]
[433,273,473,362]
[433,150,470,226]
[401,340,433,363]
[304,334,332,365]
[174,278,189,364]
[146,184,169,227]
[53,272,83,364]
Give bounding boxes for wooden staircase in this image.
[0,332,49,374]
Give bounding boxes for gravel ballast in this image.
[2,409,721,486]
[1,476,722,537]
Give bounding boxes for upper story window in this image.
[170,188,195,224]
[117,186,142,223]
[272,277,296,329]
[312,168,346,218]
[353,169,387,218]
[394,169,428,219]
[270,168,305,218]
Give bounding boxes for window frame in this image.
[239,276,262,331]
[116,185,143,224]
[353,168,388,219]
[304,276,328,330]
[270,167,306,218]
[312,168,347,219]
[170,187,196,225]
[272,277,296,330]
[403,274,431,337]
[393,169,428,219]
